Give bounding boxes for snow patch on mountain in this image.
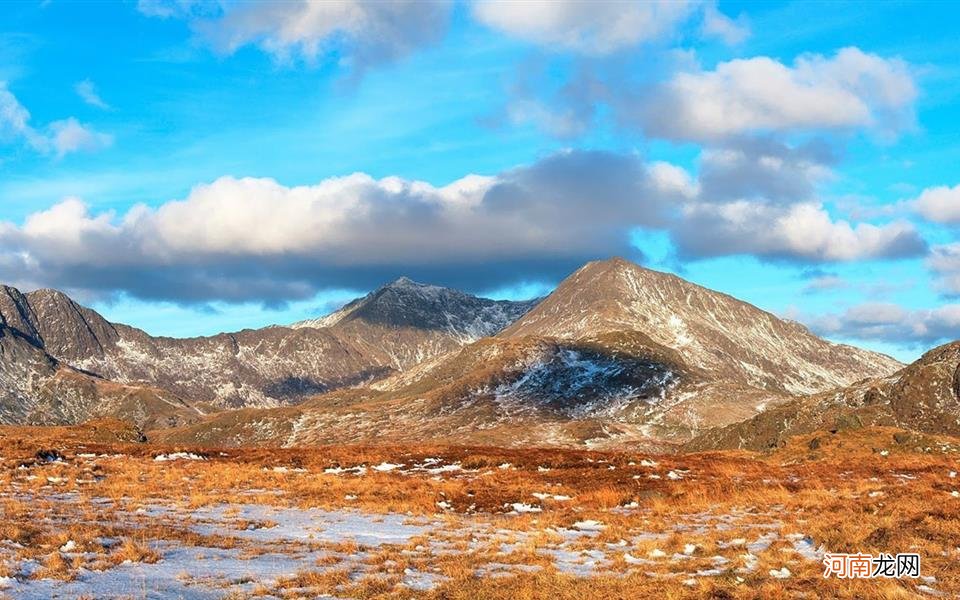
[482,347,678,419]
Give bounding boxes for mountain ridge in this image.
[152,257,902,450]
[0,278,539,418]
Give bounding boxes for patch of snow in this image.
[153,452,206,462]
[572,520,605,532]
[372,462,403,472]
[532,493,571,501]
[769,567,791,579]
[507,503,542,514]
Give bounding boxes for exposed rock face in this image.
[887,342,960,433]
[0,279,538,417]
[687,341,960,451]
[0,324,60,424]
[156,258,902,450]
[0,319,199,430]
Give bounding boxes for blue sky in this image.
[2,1,960,362]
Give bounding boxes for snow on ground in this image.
[0,490,833,598]
[153,452,207,462]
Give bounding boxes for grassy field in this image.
[0,420,957,598]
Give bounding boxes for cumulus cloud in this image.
[806,302,960,345]
[0,82,112,157]
[0,150,682,303]
[74,79,111,110]
[926,243,960,295]
[672,201,925,262]
[472,0,699,55]
[914,184,960,224]
[620,47,916,142]
[140,0,452,71]
[698,137,837,204]
[0,149,924,304]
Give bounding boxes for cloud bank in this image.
[807,302,960,345]
[0,150,925,304]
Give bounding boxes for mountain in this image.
[156,258,901,449]
[688,341,960,451]
[500,258,899,395]
[0,293,199,430]
[294,277,539,343]
[0,279,537,420]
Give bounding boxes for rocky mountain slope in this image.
[294,277,538,343]
[0,279,537,419]
[0,305,199,430]
[501,258,900,395]
[688,341,960,451]
[156,258,901,449]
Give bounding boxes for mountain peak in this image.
[501,257,900,396]
[587,256,634,271]
[387,276,421,288]
[293,277,538,340]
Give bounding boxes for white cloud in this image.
[700,2,749,45]
[0,81,45,150]
[141,0,452,70]
[47,118,113,157]
[0,150,680,302]
[649,161,699,199]
[914,184,960,224]
[673,201,925,262]
[626,47,916,141]
[472,0,699,55]
[0,149,924,303]
[0,82,112,158]
[927,243,960,295]
[74,79,111,110]
[806,301,960,345]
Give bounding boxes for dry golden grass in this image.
[0,422,957,597]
